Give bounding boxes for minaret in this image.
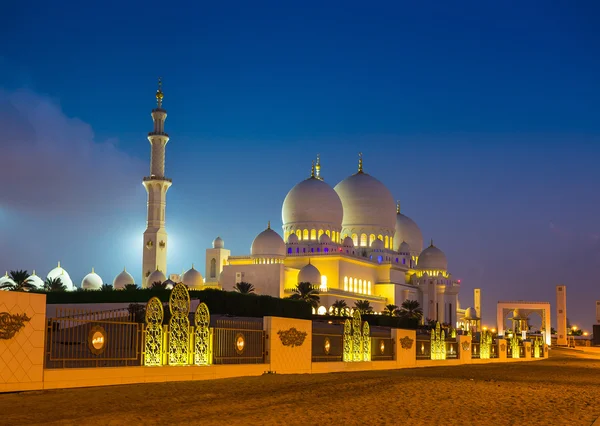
[142,78,172,287]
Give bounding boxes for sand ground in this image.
[1,349,599,426]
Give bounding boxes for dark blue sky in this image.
[1,1,599,329]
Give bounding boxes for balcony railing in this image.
[143,176,172,183]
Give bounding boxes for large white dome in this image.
[182,265,203,289]
[0,272,15,290]
[81,269,103,290]
[47,262,75,291]
[394,205,423,253]
[334,170,396,234]
[251,225,285,257]
[146,269,166,288]
[418,242,448,271]
[297,263,321,285]
[282,176,343,229]
[113,268,135,290]
[27,271,45,290]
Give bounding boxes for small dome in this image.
[298,263,321,285]
[251,224,285,257]
[0,272,16,290]
[27,271,45,290]
[394,205,423,253]
[398,241,411,254]
[334,169,396,232]
[182,266,203,289]
[164,278,176,290]
[146,269,167,288]
[287,233,299,244]
[342,236,354,247]
[81,269,103,290]
[417,242,448,271]
[113,268,135,290]
[213,236,224,249]
[371,239,384,251]
[47,262,75,291]
[319,233,331,244]
[282,175,343,229]
[464,307,479,320]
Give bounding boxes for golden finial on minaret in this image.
[310,160,315,178]
[396,200,401,214]
[358,152,363,173]
[156,77,164,107]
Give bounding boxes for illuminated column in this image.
[474,288,481,330]
[427,279,436,322]
[556,285,567,346]
[596,300,600,323]
[142,78,172,286]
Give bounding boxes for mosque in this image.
[0,81,480,327]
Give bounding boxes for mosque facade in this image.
[0,82,479,326]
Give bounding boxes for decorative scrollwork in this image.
[352,310,362,362]
[362,322,370,361]
[194,302,210,365]
[461,341,470,352]
[277,327,307,347]
[400,336,414,349]
[430,322,446,360]
[480,330,492,359]
[168,283,191,365]
[0,312,31,340]
[144,297,164,366]
[500,343,506,352]
[343,319,352,362]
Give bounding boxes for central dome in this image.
[334,171,396,232]
[282,177,343,229]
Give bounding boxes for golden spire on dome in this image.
[315,154,322,180]
[156,77,164,107]
[396,200,401,214]
[430,239,434,247]
[267,220,271,229]
[358,152,363,173]
[310,161,315,178]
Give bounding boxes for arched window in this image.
[320,275,327,291]
[390,237,393,249]
[310,229,317,240]
[367,281,372,295]
[317,306,327,315]
[311,248,314,253]
[318,229,324,239]
[378,234,383,242]
[384,236,389,249]
[377,255,383,264]
[369,234,376,246]
[344,276,348,291]
[360,234,368,247]
[296,229,302,240]
[210,258,216,278]
[296,247,299,253]
[353,278,358,293]
[352,233,358,246]
[316,248,320,252]
[359,279,363,294]
[325,230,331,237]
[303,229,309,240]
[287,247,292,254]
[324,247,329,253]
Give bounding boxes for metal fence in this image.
[46,308,142,368]
[312,321,344,362]
[212,318,265,365]
[416,338,431,359]
[446,340,458,359]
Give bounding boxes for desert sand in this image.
[1,349,599,426]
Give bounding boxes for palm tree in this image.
[399,299,423,321]
[289,282,320,309]
[44,277,66,292]
[150,281,168,290]
[354,300,373,315]
[383,304,399,316]
[101,284,114,292]
[124,283,139,291]
[0,270,35,292]
[233,281,255,294]
[331,299,348,316]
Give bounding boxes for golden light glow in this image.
[235,333,245,354]
[379,340,385,355]
[324,337,331,355]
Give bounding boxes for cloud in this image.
[0,88,146,216]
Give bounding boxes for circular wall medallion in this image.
[324,337,331,355]
[379,340,385,355]
[235,333,245,354]
[88,325,107,355]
